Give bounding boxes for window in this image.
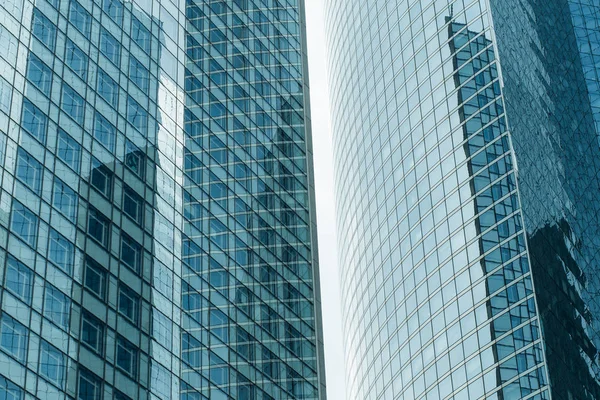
[129,57,149,93]
[118,285,139,324]
[94,112,116,151]
[81,312,104,354]
[102,0,123,23]
[21,99,47,143]
[131,17,150,53]
[127,96,147,133]
[0,375,22,400]
[90,158,112,198]
[39,340,65,388]
[84,258,107,299]
[53,178,78,221]
[123,187,143,225]
[69,1,90,37]
[125,140,145,178]
[97,69,118,108]
[27,55,52,96]
[100,28,120,65]
[57,129,81,172]
[48,229,74,273]
[87,208,110,248]
[11,201,38,247]
[114,391,131,400]
[16,148,42,194]
[44,285,70,329]
[62,84,85,125]
[4,256,33,304]
[65,39,87,79]
[32,8,56,50]
[120,234,141,273]
[0,314,28,362]
[78,368,101,400]
[116,336,137,377]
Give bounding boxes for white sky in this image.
[304,2,347,398]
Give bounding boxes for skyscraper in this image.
[325,0,600,399]
[0,0,325,398]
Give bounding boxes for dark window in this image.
[81,312,104,355]
[78,368,102,400]
[120,234,141,273]
[123,187,143,225]
[90,158,112,198]
[116,336,137,377]
[125,140,145,178]
[118,285,139,324]
[84,258,107,299]
[87,208,110,248]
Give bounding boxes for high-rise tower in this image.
[0,0,326,398]
[325,0,600,399]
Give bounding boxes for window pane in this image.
[97,69,118,108]
[125,140,145,178]
[48,229,74,273]
[53,177,78,221]
[0,314,28,362]
[65,39,87,79]
[118,285,139,324]
[11,201,38,247]
[69,1,90,37]
[87,208,110,248]
[131,17,150,53]
[94,112,116,151]
[127,96,147,133]
[40,340,65,388]
[120,234,141,273]
[81,312,104,354]
[102,0,123,23]
[100,28,120,65]
[4,256,33,304]
[0,375,22,400]
[129,57,149,93]
[62,84,85,125]
[123,187,143,225]
[21,99,47,143]
[27,55,52,96]
[44,285,70,329]
[16,147,42,194]
[116,336,137,377]
[84,258,107,299]
[32,9,56,50]
[57,129,81,172]
[90,158,112,198]
[78,369,101,400]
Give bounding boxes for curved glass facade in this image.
[326,0,600,399]
[0,0,326,398]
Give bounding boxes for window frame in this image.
[52,177,78,222]
[57,129,81,172]
[48,228,74,274]
[16,147,43,194]
[43,284,70,330]
[21,99,47,143]
[115,336,138,378]
[10,201,38,248]
[123,186,143,226]
[81,311,104,355]
[87,207,110,248]
[39,340,65,388]
[0,313,28,363]
[118,284,139,325]
[83,257,107,300]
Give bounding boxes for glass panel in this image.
[4,256,33,304]
[0,314,28,362]
[39,340,65,388]
[32,9,56,50]
[21,99,47,143]
[48,229,74,273]
[65,39,87,79]
[11,201,38,247]
[84,258,107,299]
[16,147,42,194]
[53,177,78,221]
[44,284,70,329]
[57,129,81,172]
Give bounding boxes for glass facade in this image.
[0,0,325,399]
[325,0,600,399]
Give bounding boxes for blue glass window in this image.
[39,340,65,388]
[87,207,110,248]
[53,178,78,221]
[0,375,22,400]
[21,99,47,143]
[127,96,147,133]
[78,368,101,400]
[69,1,90,38]
[91,158,112,198]
[125,140,145,178]
[81,312,104,354]
[62,84,85,125]
[16,147,42,194]
[97,69,118,108]
[48,229,74,273]
[129,57,149,93]
[118,284,139,324]
[26,55,52,96]
[123,187,143,225]
[32,9,56,50]
[56,129,81,172]
[116,336,137,377]
[4,256,33,304]
[84,258,107,299]
[11,201,38,247]
[65,39,87,79]
[44,284,70,329]
[100,28,120,65]
[131,17,150,54]
[93,112,116,151]
[121,233,141,273]
[102,0,123,22]
[0,314,28,362]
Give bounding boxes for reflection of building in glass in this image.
[326,0,600,398]
[0,0,325,398]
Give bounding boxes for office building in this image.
[325,0,600,398]
[0,0,325,398]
